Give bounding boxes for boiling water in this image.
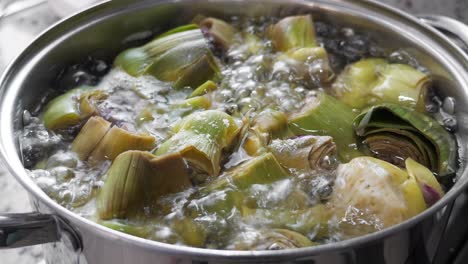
[18,17,458,249]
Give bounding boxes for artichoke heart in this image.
[228,228,315,250]
[331,157,426,229]
[155,110,240,177]
[97,151,192,219]
[269,135,336,171]
[354,104,456,177]
[332,58,430,110]
[289,92,362,162]
[114,26,219,89]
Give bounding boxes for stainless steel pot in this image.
[1,0,468,263]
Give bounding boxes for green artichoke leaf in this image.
[155,110,240,178]
[288,92,363,162]
[114,27,219,89]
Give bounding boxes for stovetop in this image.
[1,0,468,263]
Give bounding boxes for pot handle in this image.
[417,14,468,52]
[0,212,81,250]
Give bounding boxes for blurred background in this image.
[0,0,467,263]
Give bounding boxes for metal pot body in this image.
[1,0,468,263]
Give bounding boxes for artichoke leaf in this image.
[268,15,317,52]
[189,80,217,98]
[176,96,212,111]
[71,116,112,160]
[114,27,219,89]
[97,151,192,219]
[243,110,288,156]
[280,47,334,83]
[199,17,237,50]
[87,126,156,165]
[200,152,289,195]
[289,92,363,162]
[42,86,94,130]
[155,110,240,178]
[268,15,333,83]
[405,158,444,206]
[79,90,108,118]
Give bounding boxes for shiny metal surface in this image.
[0,213,60,248]
[418,14,468,52]
[1,0,468,263]
[0,212,81,251]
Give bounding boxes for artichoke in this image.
[269,135,337,171]
[288,92,363,162]
[97,150,192,219]
[87,125,156,165]
[155,110,240,178]
[71,116,111,160]
[42,86,106,130]
[268,15,333,83]
[331,157,426,229]
[405,158,444,206]
[176,96,212,111]
[79,90,108,118]
[188,80,217,98]
[354,104,456,177]
[268,15,317,52]
[199,17,237,50]
[201,152,289,194]
[114,25,219,89]
[243,110,288,156]
[332,58,430,110]
[171,218,207,247]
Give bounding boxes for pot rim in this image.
[1,0,468,260]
